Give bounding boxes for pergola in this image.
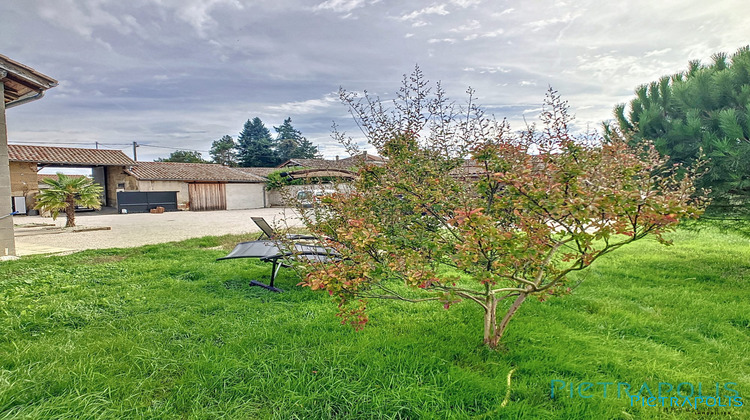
[1,55,57,257]
[283,168,357,180]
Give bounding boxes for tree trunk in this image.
[484,293,528,349]
[483,296,498,348]
[65,196,76,227]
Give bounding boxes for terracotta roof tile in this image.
[9,145,135,166]
[128,162,266,183]
[279,158,332,168]
[233,167,278,178]
[278,153,386,170]
[339,153,387,164]
[37,173,87,183]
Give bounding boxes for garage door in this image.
[188,183,226,211]
[117,191,178,213]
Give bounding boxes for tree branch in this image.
[490,287,529,294]
[455,291,488,309]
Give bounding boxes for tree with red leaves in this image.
[297,67,706,349]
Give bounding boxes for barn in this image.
[125,162,267,211]
[8,144,135,212]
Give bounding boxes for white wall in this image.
[136,181,266,210]
[226,183,265,210]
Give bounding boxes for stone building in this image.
[1,54,57,257]
[8,145,136,211]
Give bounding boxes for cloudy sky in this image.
[2,0,748,162]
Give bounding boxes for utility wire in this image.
[137,143,212,153]
[10,140,133,147]
[11,140,314,160]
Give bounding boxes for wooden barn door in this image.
[188,183,226,211]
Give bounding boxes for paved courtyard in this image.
[12,207,304,256]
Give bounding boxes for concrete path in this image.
[12,207,304,256]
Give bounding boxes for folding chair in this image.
[251,217,318,241]
[217,239,339,292]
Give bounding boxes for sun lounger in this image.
[251,217,318,241]
[217,239,339,292]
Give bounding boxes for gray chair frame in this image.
[217,239,339,292]
[251,217,318,241]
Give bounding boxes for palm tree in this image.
[34,173,103,227]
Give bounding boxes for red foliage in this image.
[293,68,706,348]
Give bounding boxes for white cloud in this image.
[464,66,511,74]
[464,29,505,41]
[428,38,456,44]
[480,28,504,38]
[450,0,481,7]
[492,8,514,17]
[172,0,244,37]
[450,20,481,32]
[35,0,243,39]
[36,0,140,38]
[266,93,340,115]
[50,80,83,99]
[644,48,672,57]
[314,0,366,13]
[526,12,576,31]
[399,4,450,21]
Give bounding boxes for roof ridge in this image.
[128,161,266,182]
[8,144,136,166]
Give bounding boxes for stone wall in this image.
[9,161,38,211]
[106,166,136,207]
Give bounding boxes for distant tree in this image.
[236,117,277,167]
[295,69,706,350]
[210,135,237,166]
[156,150,207,163]
[296,137,321,160]
[35,174,103,227]
[607,46,750,215]
[274,117,320,162]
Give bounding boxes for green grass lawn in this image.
[1,227,748,419]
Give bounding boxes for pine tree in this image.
[236,117,277,167]
[210,135,237,166]
[296,137,320,159]
[274,117,319,162]
[610,46,750,215]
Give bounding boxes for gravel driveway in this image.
[13,208,304,256]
